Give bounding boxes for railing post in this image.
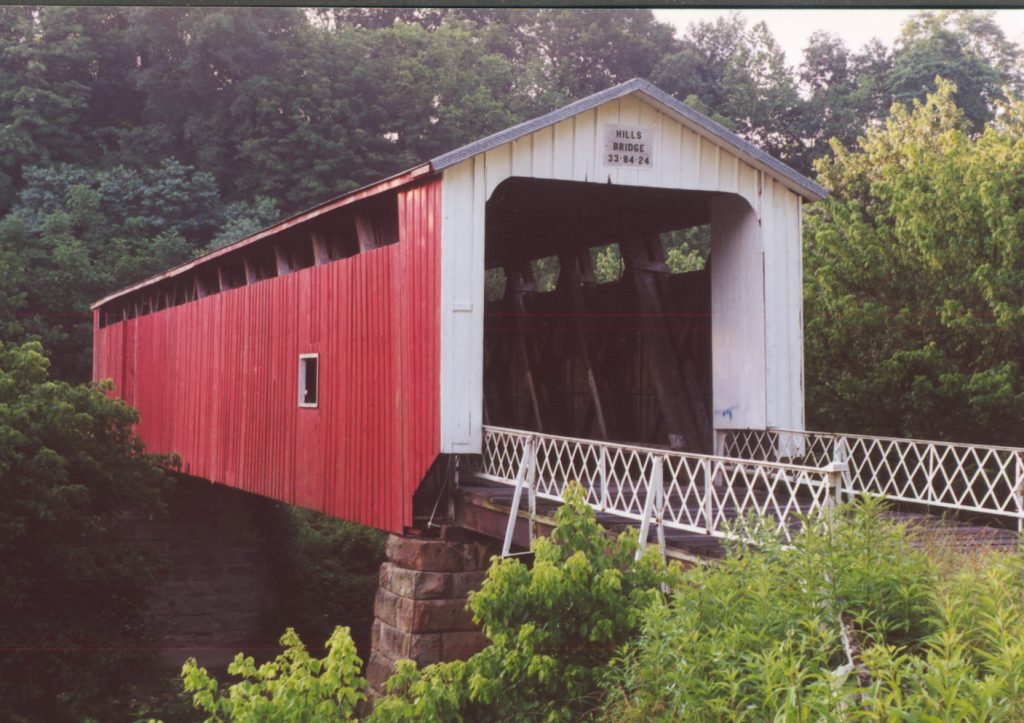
[832,435,850,498]
[1015,452,1024,533]
[703,458,714,535]
[655,457,667,560]
[526,435,538,545]
[599,446,609,511]
[636,454,663,560]
[714,429,727,457]
[824,461,847,511]
[928,444,939,504]
[502,438,533,557]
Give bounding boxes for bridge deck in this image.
[454,480,1020,563]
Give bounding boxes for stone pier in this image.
[366,531,495,696]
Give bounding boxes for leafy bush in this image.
[371,483,681,722]
[181,626,367,722]
[603,498,1024,720]
[265,507,386,657]
[0,341,173,721]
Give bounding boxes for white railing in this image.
[721,428,1024,528]
[472,426,846,556]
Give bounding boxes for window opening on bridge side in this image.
[589,243,623,283]
[97,189,405,326]
[286,234,316,271]
[485,267,507,302]
[530,256,560,293]
[298,354,319,408]
[660,224,710,273]
[219,258,247,290]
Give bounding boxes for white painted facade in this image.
[438,89,818,453]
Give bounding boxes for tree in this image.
[804,80,1024,445]
[263,507,386,658]
[1,160,221,381]
[798,33,893,167]
[889,11,1019,132]
[0,341,173,721]
[653,15,805,170]
[207,196,281,251]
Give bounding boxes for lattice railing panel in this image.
[475,426,836,546]
[723,428,1024,523]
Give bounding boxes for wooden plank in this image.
[311,230,331,265]
[505,264,545,433]
[244,256,259,285]
[354,211,378,252]
[274,245,291,277]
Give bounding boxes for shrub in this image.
[265,507,386,657]
[0,341,173,721]
[181,626,367,722]
[603,497,1024,720]
[370,483,681,722]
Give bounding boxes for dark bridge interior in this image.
[483,178,716,453]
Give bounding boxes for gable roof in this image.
[431,77,826,201]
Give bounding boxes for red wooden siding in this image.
[93,177,442,533]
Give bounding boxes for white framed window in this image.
[298,353,319,408]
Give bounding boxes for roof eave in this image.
[92,163,433,310]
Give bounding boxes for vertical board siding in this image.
[763,180,805,431]
[93,177,442,534]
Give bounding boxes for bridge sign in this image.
[603,124,653,169]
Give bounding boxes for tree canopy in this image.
[1,6,1023,443]
[805,80,1024,443]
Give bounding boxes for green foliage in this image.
[266,507,386,657]
[654,15,805,170]
[601,498,1024,720]
[208,196,281,251]
[2,160,222,380]
[890,11,1017,132]
[798,32,894,167]
[181,626,367,722]
[0,341,173,721]
[5,6,1024,384]
[805,80,1024,444]
[371,484,681,722]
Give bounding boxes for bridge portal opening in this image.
[483,178,717,452]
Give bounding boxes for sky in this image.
[652,9,1024,66]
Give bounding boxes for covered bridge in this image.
[92,78,826,536]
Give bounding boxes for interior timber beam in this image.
[505,263,545,433]
[354,212,379,253]
[621,234,707,452]
[557,250,609,440]
[311,230,331,265]
[274,245,291,277]
[243,256,259,285]
[642,234,713,453]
